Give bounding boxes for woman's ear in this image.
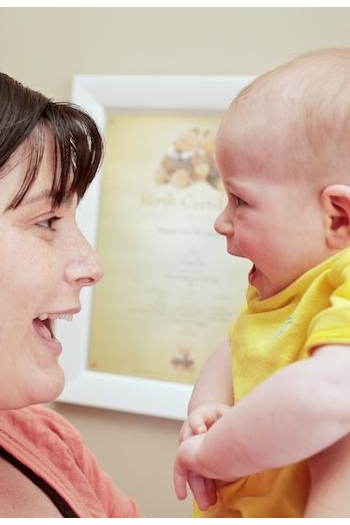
[321,184,350,249]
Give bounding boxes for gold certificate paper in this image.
[88,112,249,385]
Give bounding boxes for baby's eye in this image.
[233,196,245,208]
[37,216,61,231]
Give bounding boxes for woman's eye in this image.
[37,216,61,231]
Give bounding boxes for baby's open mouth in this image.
[248,265,257,285]
[249,265,256,276]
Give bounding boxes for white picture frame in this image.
[56,74,254,420]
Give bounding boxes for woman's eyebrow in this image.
[20,189,52,206]
[21,191,75,208]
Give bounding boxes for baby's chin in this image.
[249,268,288,300]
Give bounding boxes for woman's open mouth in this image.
[33,317,54,341]
[33,313,73,342]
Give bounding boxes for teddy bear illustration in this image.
[154,127,199,188]
[192,129,223,190]
[154,127,222,190]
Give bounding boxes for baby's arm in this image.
[304,432,350,517]
[180,339,233,440]
[174,344,350,499]
[175,339,233,509]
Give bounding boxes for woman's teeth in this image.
[37,313,73,322]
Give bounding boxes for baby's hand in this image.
[174,433,217,509]
[174,432,233,509]
[176,470,218,511]
[179,401,231,442]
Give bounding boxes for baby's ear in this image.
[321,184,350,249]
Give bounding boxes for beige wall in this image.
[1,7,350,518]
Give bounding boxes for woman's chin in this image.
[29,368,65,405]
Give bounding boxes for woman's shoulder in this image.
[0,404,86,469]
[0,404,141,517]
[0,404,81,442]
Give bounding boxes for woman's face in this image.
[0,135,103,409]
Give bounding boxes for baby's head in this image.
[215,48,350,299]
[220,48,350,188]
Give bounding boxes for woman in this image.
[0,72,140,517]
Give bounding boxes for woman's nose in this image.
[65,236,104,286]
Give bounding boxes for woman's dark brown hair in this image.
[0,72,103,208]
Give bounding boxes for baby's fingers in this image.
[173,460,189,501]
[187,413,208,436]
[187,473,217,511]
[179,417,207,442]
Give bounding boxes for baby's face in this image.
[213,100,333,299]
